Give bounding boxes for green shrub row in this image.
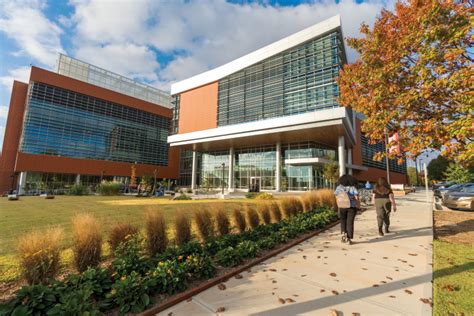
[0,208,337,316]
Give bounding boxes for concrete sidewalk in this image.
[159,191,433,316]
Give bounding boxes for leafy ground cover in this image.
[433,210,474,315]
[0,207,337,315]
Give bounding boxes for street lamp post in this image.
[221,163,225,195]
[384,128,391,184]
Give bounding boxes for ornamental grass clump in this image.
[257,202,271,225]
[71,214,102,272]
[232,209,246,233]
[174,210,192,246]
[279,197,298,218]
[193,208,214,241]
[268,201,282,222]
[109,223,139,252]
[214,206,230,236]
[294,197,304,214]
[245,205,260,229]
[144,209,168,256]
[318,189,337,210]
[17,227,63,284]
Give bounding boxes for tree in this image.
[427,155,452,181]
[407,166,418,186]
[443,163,474,184]
[130,164,137,189]
[338,0,473,166]
[323,159,339,189]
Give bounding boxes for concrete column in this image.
[275,142,281,191]
[191,150,197,190]
[75,174,81,185]
[18,172,27,195]
[228,147,234,192]
[347,149,353,175]
[338,136,345,177]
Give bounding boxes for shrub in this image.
[232,209,246,233]
[183,254,215,280]
[279,197,298,218]
[112,234,150,276]
[245,205,260,229]
[68,183,88,196]
[107,271,151,315]
[174,193,192,200]
[109,223,139,252]
[216,247,243,267]
[318,189,337,210]
[257,236,277,250]
[268,201,282,222]
[214,207,230,236]
[174,211,192,246]
[71,214,102,273]
[144,209,168,256]
[1,284,58,315]
[193,208,214,241]
[17,227,63,284]
[255,192,274,200]
[257,203,271,225]
[236,240,259,258]
[97,181,121,196]
[148,260,188,295]
[245,192,258,199]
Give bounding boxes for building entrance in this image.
[249,177,261,192]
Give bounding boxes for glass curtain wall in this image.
[361,135,407,173]
[217,31,343,126]
[234,145,276,190]
[200,151,228,190]
[20,82,170,166]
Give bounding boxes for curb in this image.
[139,218,342,316]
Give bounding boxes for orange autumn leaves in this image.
[338,0,473,166]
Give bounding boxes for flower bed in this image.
[0,207,337,315]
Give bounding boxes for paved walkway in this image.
[159,191,433,316]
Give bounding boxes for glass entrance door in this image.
[249,177,261,192]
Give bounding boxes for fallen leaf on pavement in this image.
[386,276,393,280]
[405,289,413,294]
[332,290,339,295]
[330,273,337,277]
[389,295,396,298]
[408,253,418,256]
[285,298,295,303]
[278,298,286,304]
[216,307,226,312]
[320,289,326,293]
[218,283,226,290]
[372,284,379,287]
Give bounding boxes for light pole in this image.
[221,163,225,195]
[384,128,391,184]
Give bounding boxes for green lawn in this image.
[433,240,474,315]
[0,195,254,282]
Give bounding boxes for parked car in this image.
[443,185,474,211]
[434,183,461,199]
[432,181,456,190]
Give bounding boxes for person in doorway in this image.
[334,174,360,245]
[372,177,397,236]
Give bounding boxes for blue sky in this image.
[2,0,434,167]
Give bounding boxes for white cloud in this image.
[74,43,160,82]
[66,0,394,89]
[0,0,65,67]
[0,66,31,90]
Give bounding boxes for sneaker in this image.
[347,239,353,245]
[341,232,347,243]
[385,227,390,233]
[378,228,384,236]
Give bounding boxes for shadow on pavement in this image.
[249,262,473,316]
[355,226,432,244]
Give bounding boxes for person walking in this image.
[372,177,397,236]
[335,174,360,245]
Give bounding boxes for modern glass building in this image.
[0,58,179,194]
[168,15,407,191]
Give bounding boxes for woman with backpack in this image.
[334,174,360,245]
[372,177,397,236]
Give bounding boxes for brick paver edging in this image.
[139,216,344,316]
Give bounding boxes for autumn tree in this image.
[338,0,473,166]
[427,155,452,181]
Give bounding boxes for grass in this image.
[0,195,254,282]
[433,240,474,315]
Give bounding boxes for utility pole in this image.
[423,163,429,202]
[384,128,391,184]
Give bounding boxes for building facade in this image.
[0,57,179,194]
[168,15,407,192]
